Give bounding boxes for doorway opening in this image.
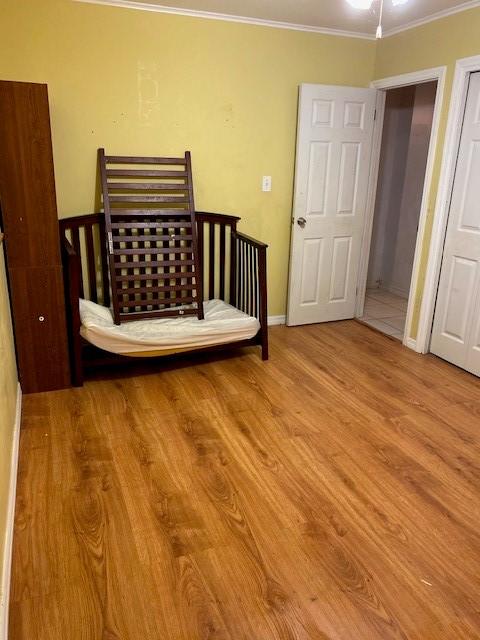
[358,81,437,341]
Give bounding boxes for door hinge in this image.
[374,108,377,121]
[107,231,114,254]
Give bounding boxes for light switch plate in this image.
[262,176,272,192]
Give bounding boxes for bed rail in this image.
[233,231,268,358]
[61,233,83,385]
[196,211,240,303]
[60,211,268,384]
[59,211,242,305]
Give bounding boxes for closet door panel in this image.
[0,81,61,268]
[8,266,70,392]
[431,72,480,376]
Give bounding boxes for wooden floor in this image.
[10,321,480,639]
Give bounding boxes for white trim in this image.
[416,55,480,354]
[73,0,376,39]
[356,89,386,319]
[372,67,447,90]
[268,315,286,326]
[74,0,480,40]
[384,283,410,299]
[383,0,480,37]
[0,383,22,640]
[402,68,446,353]
[405,337,417,351]
[357,66,446,354]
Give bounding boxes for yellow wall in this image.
[0,0,376,316]
[374,7,480,337]
[0,243,18,585]
[2,0,479,324]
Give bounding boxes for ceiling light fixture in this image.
[346,0,409,38]
[346,0,374,9]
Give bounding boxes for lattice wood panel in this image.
[99,149,204,324]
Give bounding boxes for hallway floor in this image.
[359,288,408,340]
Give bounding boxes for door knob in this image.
[297,217,307,228]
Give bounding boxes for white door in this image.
[287,84,376,326]
[431,72,480,376]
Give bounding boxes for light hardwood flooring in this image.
[9,321,480,639]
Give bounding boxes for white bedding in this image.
[79,298,260,356]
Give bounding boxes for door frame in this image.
[355,66,446,352]
[415,55,480,354]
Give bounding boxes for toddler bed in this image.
[60,211,268,385]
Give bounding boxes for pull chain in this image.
[376,0,384,38]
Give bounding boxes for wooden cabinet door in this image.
[0,81,62,268]
[8,266,70,392]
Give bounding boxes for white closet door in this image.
[287,84,376,326]
[431,72,480,376]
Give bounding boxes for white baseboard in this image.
[368,282,410,299]
[404,337,417,352]
[0,383,22,640]
[268,315,286,326]
[386,283,410,299]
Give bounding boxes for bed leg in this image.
[72,363,84,387]
[260,329,269,361]
[71,337,84,387]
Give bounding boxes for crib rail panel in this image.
[234,231,268,358]
[59,211,241,309]
[99,149,205,324]
[60,214,266,320]
[60,213,110,307]
[60,216,267,325]
[197,213,239,304]
[234,231,268,319]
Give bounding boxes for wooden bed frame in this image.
[60,211,268,386]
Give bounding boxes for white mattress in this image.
[79,298,260,356]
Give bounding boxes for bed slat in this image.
[219,224,226,300]
[116,271,196,282]
[107,182,189,191]
[209,223,215,299]
[106,169,187,178]
[114,258,195,269]
[104,155,187,165]
[85,224,97,303]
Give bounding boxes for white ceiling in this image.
[98,0,480,36]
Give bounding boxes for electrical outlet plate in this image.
[262,176,272,192]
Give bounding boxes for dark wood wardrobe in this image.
[0,81,70,393]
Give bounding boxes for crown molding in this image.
[73,0,376,40]
[383,0,480,37]
[73,0,480,42]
